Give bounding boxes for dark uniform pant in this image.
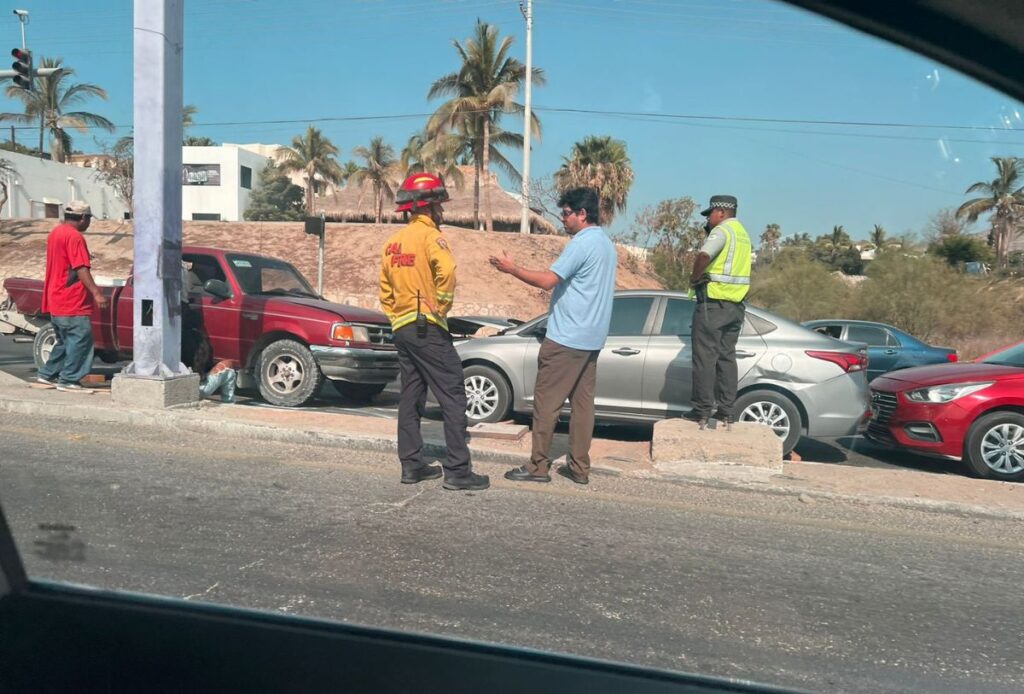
[393,323,472,478]
[690,300,746,419]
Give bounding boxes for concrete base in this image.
[111,372,201,409]
[651,418,783,473]
[468,422,529,441]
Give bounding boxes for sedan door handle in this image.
[735,350,756,358]
[612,347,641,356]
[884,349,898,355]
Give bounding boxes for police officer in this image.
[379,172,490,491]
[688,195,752,429]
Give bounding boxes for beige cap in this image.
[64,200,92,216]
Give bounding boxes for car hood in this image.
[263,296,388,324]
[874,362,1024,387]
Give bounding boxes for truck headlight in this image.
[331,323,369,343]
[905,382,993,404]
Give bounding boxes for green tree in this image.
[184,136,217,146]
[622,197,704,289]
[93,135,134,206]
[0,158,15,214]
[243,160,305,221]
[340,161,359,186]
[554,135,634,226]
[811,225,862,274]
[0,57,114,162]
[928,234,994,267]
[400,130,465,189]
[350,136,398,224]
[747,249,848,322]
[428,19,544,231]
[277,125,344,215]
[782,232,811,248]
[956,156,1024,269]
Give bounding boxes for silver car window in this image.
[608,297,655,336]
[659,299,695,336]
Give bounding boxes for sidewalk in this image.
[2,370,1022,520]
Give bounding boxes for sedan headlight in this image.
[331,323,370,343]
[904,381,993,404]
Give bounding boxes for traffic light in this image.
[11,48,32,91]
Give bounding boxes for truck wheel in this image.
[333,382,387,403]
[32,323,57,371]
[463,364,512,424]
[735,389,803,455]
[963,411,1024,481]
[257,339,323,407]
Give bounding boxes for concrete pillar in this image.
[114,0,199,407]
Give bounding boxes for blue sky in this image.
[4,0,1024,241]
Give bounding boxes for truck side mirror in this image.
[204,279,231,300]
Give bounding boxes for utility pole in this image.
[318,210,326,296]
[518,0,533,235]
[112,0,198,409]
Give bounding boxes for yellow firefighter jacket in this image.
[379,213,456,332]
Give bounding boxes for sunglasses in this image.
[560,208,580,218]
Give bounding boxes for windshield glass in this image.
[226,254,317,297]
[982,342,1024,367]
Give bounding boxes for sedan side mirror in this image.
[204,279,232,300]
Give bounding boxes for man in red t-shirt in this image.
[37,201,109,393]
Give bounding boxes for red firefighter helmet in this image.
[395,172,450,212]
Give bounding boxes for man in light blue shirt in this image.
[489,187,617,485]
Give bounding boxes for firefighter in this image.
[379,172,490,491]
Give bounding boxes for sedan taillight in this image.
[947,352,959,362]
[806,350,868,373]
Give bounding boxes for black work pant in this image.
[690,300,745,419]
[393,323,472,478]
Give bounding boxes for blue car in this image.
[802,319,957,382]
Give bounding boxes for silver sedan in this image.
[455,290,870,454]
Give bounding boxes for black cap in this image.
[700,195,738,217]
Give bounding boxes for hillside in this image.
[0,220,664,320]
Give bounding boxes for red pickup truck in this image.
[2,246,399,407]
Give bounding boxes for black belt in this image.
[694,298,742,305]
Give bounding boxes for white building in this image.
[1,150,129,221]
[181,144,271,221]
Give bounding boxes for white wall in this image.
[1,150,130,221]
[182,145,269,221]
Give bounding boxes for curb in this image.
[2,391,1022,521]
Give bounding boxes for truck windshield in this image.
[226,254,319,299]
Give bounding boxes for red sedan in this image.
[865,340,1024,481]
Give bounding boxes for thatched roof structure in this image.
[318,166,557,234]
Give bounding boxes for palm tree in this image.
[956,156,1024,268]
[276,125,344,215]
[0,57,114,162]
[339,161,359,186]
[554,135,634,226]
[869,224,887,252]
[428,19,545,231]
[760,223,781,259]
[350,136,398,224]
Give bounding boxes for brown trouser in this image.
[527,338,599,478]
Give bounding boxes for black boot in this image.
[401,464,443,484]
[442,472,490,491]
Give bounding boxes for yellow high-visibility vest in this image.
[706,218,752,302]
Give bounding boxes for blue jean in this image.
[38,315,95,385]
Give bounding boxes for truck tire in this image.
[32,323,57,371]
[257,339,323,407]
[734,389,803,456]
[333,381,387,403]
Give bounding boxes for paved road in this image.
[1,412,1021,693]
[0,333,968,476]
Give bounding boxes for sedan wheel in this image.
[965,412,1024,481]
[462,364,512,424]
[734,389,803,455]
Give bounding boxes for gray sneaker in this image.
[56,382,93,394]
[35,376,56,387]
